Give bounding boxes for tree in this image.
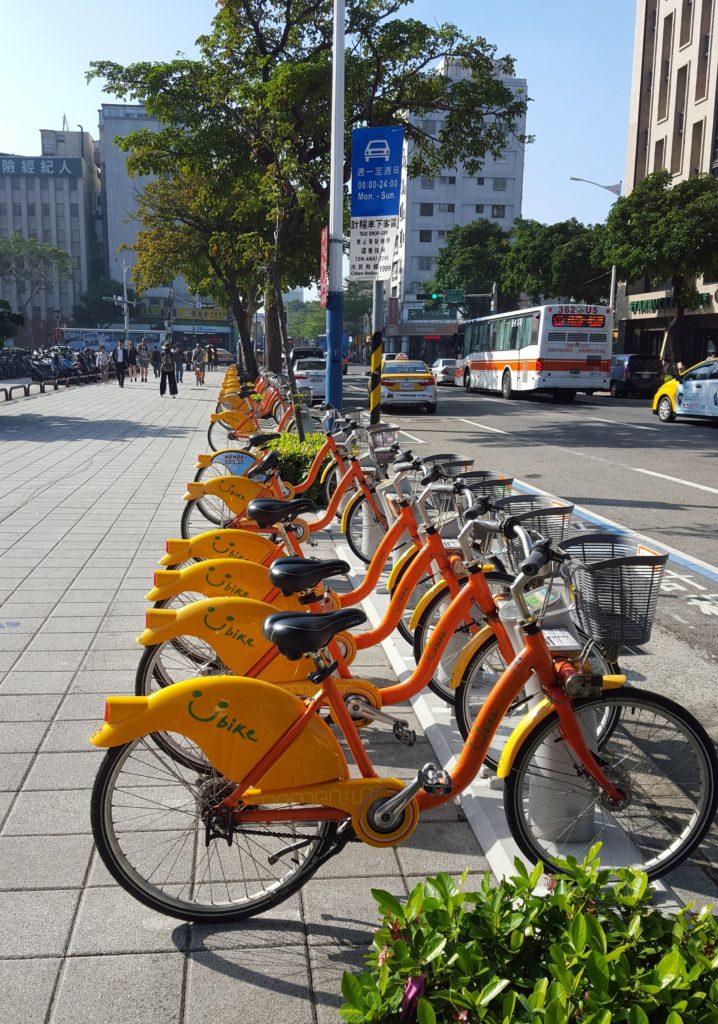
[73,276,139,327]
[430,219,512,316]
[0,233,73,334]
[342,280,373,336]
[502,218,608,305]
[286,299,327,341]
[88,0,530,375]
[603,169,718,365]
[0,299,24,345]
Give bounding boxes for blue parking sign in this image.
[351,127,404,217]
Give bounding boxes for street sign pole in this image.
[369,280,384,424]
[325,0,345,411]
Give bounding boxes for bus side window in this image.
[519,316,532,349]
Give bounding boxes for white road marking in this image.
[584,416,658,432]
[458,417,508,435]
[630,467,718,495]
[398,429,426,444]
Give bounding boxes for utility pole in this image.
[112,257,132,340]
[166,285,174,345]
[325,0,345,409]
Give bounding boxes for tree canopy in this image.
[73,276,140,327]
[88,0,530,374]
[0,234,74,333]
[0,299,24,344]
[430,219,513,316]
[502,218,608,305]
[603,169,718,362]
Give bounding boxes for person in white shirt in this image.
[96,345,110,383]
[113,340,127,387]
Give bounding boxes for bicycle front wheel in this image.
[344,492,387,564]
[181,498,233,538]
[504,689,718,880]
[91,738,338,922]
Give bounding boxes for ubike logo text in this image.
[203,607,256,646]
[203,568,251,599]
[187,690,258,742]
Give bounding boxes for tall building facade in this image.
[387,59,527,359]
[621,0,718,361]
[0,128,101,345]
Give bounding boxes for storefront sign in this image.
[0,157,82,177]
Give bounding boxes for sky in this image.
[0,0,636,226]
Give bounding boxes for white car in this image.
[378,359,437,414]
[431,358,457,386]
[293,358,327,403]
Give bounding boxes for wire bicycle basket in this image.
[493,494,575,573]
[363,421,401,466]
[458,470,514,502]
[558,532,668,647]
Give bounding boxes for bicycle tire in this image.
[91,738,338,922]
[412,572,515,706]
[207,419,233,452]
[344,492,386,564]
[504,689,718,879]
[180,498,233,539]
[193,461,231,484]
[454,632,618,770]
[322,462,342,507]
[388,548,444,646]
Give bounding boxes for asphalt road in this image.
[341,366,718,660]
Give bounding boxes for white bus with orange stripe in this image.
[455,303,612,401]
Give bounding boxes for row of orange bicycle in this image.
[89,365,718,922]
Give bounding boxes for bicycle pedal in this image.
[418,762,453,796]
[392,721,416,746]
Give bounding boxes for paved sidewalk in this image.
[0,378,489,1024]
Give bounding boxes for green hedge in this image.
[267,432,329,505]
[340,846,718,1024]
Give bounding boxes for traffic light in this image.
[430,290,444,301]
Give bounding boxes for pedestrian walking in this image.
[96,344,110,383]
[173,343,184,384]
[127,340,138,382]
[159,342,178,398]
[112,340,127,387]
[207,345,216,371]
[192,344,205,386]
[150,345,161,378]
[138,338,150,382]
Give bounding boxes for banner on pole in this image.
[350,127,404,218]
[349,216,398,281]
[319,226,329,308]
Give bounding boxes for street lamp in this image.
[569,176,622,312]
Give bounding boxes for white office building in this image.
[0,127,101,346]
[387,59,527,360]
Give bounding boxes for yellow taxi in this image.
[652,358,718,423]
[377,356,437,413]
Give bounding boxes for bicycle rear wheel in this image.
[91,738,338,922]
[344,492,386,564]
[181,498,234,538]
[504,689,718,879]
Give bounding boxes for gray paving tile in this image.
[394,820,490,877]
[56,693,108,720]
[0,958,62,1024]
[0,833,94,888]
[69,885,190,954]
[12,650,85,673]
[0,671,74,695]
[27,632,91,651]
[310,944,368,1024]
[185,947,311,1024]
[41,719,104,752]
[0,888,79,955]
[24,751,100,790]
[0,721,48,755]
[0,693,64,721]
[0,751,34,790]
[51,952,185,1024]
[44,615,105,632]
[3,789,91,835]
[302,874,404,946]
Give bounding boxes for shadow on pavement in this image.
[0,413,192,442]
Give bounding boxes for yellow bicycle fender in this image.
[408,578,450,632]
[182,476,264,507]
[159,529,279,567]
[91,676,349,790]
[145,559,300,607]
[195,454,213,469]
[137,597,309,682]
[386,545,419,593]
[319,459,338,485]
[339,488,364,535]
[495,675,628,779]
[447,624,495,690]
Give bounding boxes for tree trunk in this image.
[264,286,282,374]
[270,262,305,442]
[665,276,686,371]
[226,275,258,379]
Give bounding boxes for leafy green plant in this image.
[340,845,718,1023]
[267,431,328,505]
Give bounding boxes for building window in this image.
[12,203,21,217]
[417,256,435,271]
[0,204,6,217]
[491,205,506,218]
[419,230,432,242]
[57,228,66,242]
[69,179,78,192]
[11,178,20,191]
[419,203,434,216]
[420,176,435,189]
[420,119,438,135]
[476,177,484,185]
[42,203,50,217]
[70,203,79,219]
[437,230,446,239]
[475,204,484,214]
[493,178,507,191]
[438,203,455,212]
[439,175,456,184]
[27,203,35,216]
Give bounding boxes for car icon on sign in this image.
[364,139,391,162]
